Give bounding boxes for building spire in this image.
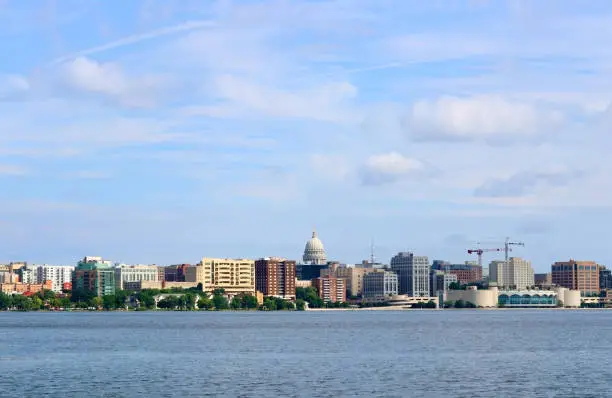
[312,225,317,238]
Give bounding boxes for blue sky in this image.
[1,0,612,271]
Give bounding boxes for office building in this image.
[534,273,553,287]
[115,264,161,290]
[255,257,296,300]
[335,265,375,297]
[430,270,458,295]
[185,258,255,296]
[164,264,190,282]
[390,252,430,297]
[432,260,483,285]
[551,260,600,294]
[489,257,535,290]
[312,276,346,303]
[600,266,612,290]
[73,257,116,297]
[362,270,398,299]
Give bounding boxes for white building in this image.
[37,265,75,292]
[363,270,398,299]
[390,252,430,297]
[114,264,162,290]
[489,257,535,290]
[302,229,327,265]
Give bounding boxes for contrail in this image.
[50,19,216,65]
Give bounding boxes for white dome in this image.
[303,230,327,265]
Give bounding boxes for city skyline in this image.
[2,1,612,269]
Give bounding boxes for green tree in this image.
[295,299,306,311]
[262,298,277,311]
[285,301,295,310]
[198,296,213,310]
[12,295,32,311]
[71,288,95,303]
[241,295,258,309]
[114,290,129,309]
[31,296,43,310]
[230,296,242,310]
[213,294,229,310]
[89,297,103,309]
[102,295,116,310]
[0,292,13,310]
[449,282,463,290]
[184,293,197,310]
[454,300,465,309]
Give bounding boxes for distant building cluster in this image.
[2,229,612,309]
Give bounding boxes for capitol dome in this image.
[303,229,327,265]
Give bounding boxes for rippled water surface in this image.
[1,310,611,397]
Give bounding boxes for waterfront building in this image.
[73,257,116,297]
[430,270,458,295]
[164,264,190,282]
[390,252,430,297]
[115,264,161,290]
[302,229,327,265]
[0,271,19,284]
[334,265,375,297]
[311,276,345,303]
[600,266,612,290]
[362,270,398,299]
[431,261,483,285]
[0,280,53,294]
[551,260,600,294]
[255,257,296,300]
[489,257,534,290]
[534,273,553,287]
[37,265,75,292]
[185,258,255,296]
[497,289,558,307]
[123,280,163,291]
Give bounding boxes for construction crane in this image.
[504,237,525,263]
[467,247,505,268]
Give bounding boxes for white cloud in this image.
[186,74,358,122]
[360,152,424,185]
[0,74,30,99]
[59,57,165,107]
[0,164,28,175]
[405,95,564,141]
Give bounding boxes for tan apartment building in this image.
[312,276,346,303]
[335,266,375,297]
[255,258,296,300]
[185,258,255,296]
[552,260,600,294]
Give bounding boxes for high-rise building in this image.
[430,270,458,295]
[599,266,612,290]
[334,265,375,297]
[185,258,255,296]
[552,260,600,294]
[431,261,483,285]
[73,257,116,297]
[390,252,430,297]
[312,276,346,303]
[115,264,161,291]
[255,258,296,300]
[489,257,535,290]
[363,270,398,299]
[37,265,75,292]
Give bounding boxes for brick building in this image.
[552,260,600,294]
[312,277,346,303]
[255,258,296,300]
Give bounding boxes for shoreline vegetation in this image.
[1,286,608,313]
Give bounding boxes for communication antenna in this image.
[370,238,376,264]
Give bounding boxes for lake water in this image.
[1,310,611,397]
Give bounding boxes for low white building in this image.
[114,264,162,290]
